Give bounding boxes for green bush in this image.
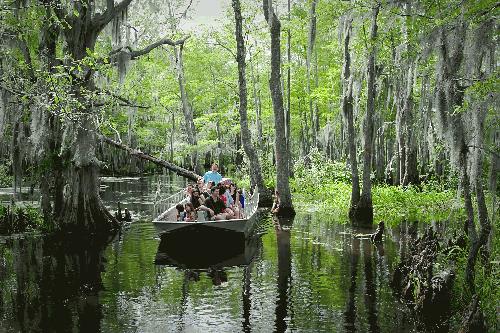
[0,204,45,235]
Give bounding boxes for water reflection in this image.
[0,176,427,332]
[0,234,111,332]
[274,216,293,333]
[154,228,260,270]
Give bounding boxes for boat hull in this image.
[153,214,257,237]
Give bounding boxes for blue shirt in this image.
[203,171,222,185]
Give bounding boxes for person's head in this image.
[192,189,200,197]
[186,185,193,194]
[211,163,219,172]
[197,179,204,187]
[175,204,184,213]
[211,187,219,198]
[230,183,236,191]
[207,181,214,189]
[184,202,195,212]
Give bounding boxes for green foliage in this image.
[291,151,463,225]
[0,204,45,235]
[373,184,463,226]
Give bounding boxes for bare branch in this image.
[98,89,150,109]
[177,0,194,19]
[129,36,189,59]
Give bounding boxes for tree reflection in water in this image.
[0,234,112,332]
[274,216,294,333]
[344,231,386,333]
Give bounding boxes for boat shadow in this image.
[154,225,262,270]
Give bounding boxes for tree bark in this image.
[262,0,295,216]
[248,45,263,146]
[232,0,272,206]
[341,16,360,212]
[175,44,198,173]
[306,0,318,150]
[351,5,379,226]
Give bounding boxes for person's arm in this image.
[198,205,214,217]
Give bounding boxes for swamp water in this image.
[0,175,424,332]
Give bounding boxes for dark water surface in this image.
[0,175,420,332]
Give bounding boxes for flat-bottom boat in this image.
[152,187,259,238]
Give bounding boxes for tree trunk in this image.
[306,0,318,150]
[341,16,360,213]
[402,60,419,186]
[286,0,292,176]
[175,44,198,173]
[248,45,263,146]
[263,0,295,216]
[351,5,379,226]
[232,0,272,206]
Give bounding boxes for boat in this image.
[152,186,259,237]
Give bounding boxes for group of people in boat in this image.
[175,163,246,222]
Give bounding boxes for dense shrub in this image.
[0,204,45,235]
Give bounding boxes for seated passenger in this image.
[175,203,185,221]
[196,177,205,193]
[203,163,223,185]
[185,185,194,199]
[229,184,243,218]
[202,181,215,199]
[223,184,234,208]
[190,189,204,210]
[199,187,231,220]
[183,202,196,222]
[217,183,228,206]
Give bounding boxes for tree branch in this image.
[100,134,201,181]
[92,0,134,34]
[107,36,190,63]
[97,89,150,109]
[129,36,189,59]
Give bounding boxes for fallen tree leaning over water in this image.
[100,135,202,182]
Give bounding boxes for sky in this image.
[181,0,231,31]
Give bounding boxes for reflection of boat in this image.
[152,187,259,237]
[154,228,260,269]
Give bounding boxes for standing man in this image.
[203,163,223,185]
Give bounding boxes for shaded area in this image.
[0,234,112,332]
[0,176,438,332]
[154,226,259,269]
